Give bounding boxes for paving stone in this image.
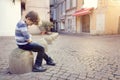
[50,77,58,80]
[1,34,120,80]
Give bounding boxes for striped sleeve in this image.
[19,24,30,41]
[15,21,31,45]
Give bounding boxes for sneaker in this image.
[32,65,47,72]
[47,61,56,66]
[46,57,56,66]
[47,59,56,66]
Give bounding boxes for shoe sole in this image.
[32,69,47,72]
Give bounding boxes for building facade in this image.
[21,0,50,34]
[51,0,120,35]
[74,0,98,34]
[75,0,120,35]
[50,0,77,33]
[65,0,77,33]
[0,0,21,36]
[50,0,65,32]
[0,0,57,36]
[105,0,120,34]
[25,0,50,22]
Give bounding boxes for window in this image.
[72,0,77,8]
[21,1,26,15]
[21,1,26,11]
[68,19,72,31]
[70,0,72,8]
[66,0,70,10]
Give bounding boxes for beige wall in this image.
[26,0,50,22]
[76,0,120,35]
[0,0,21,36]
[91,0,120,34]
[76,0,83,33]
[105,1,120,34]
[23,0,50,34]
[105,7,119,34]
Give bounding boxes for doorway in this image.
[21,0,26,16]
[118,16,120,34]
[81,15,90,33]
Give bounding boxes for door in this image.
[81,15,90,33]
[118,16,120,34]
[68,19,72,32]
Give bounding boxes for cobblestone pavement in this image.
[0,34,120,80]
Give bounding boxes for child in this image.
[15,11,56,72]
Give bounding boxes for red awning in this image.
[72,8,94,16]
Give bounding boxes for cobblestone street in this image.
[0,33,120,80]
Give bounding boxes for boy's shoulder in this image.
[17,20,26,28]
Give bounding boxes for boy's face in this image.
[26,18,34,26]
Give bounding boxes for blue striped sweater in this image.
[15,20,31,45]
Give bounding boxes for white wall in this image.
[0,0,21,36]
[82,0,98,8]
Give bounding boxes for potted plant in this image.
[39,21,53,35]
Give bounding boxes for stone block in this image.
[44,36,53,44]
[38,38,48,52]
[9,48,34,74]
[53,33,59,39]
[50,33,59,40]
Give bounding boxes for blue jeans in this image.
[18,42,50,66]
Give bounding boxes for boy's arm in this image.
[20,26,32,43]
[26,35,32,43]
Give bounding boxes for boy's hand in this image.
[27,39,32,43]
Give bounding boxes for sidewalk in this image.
[0,33,120,80]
